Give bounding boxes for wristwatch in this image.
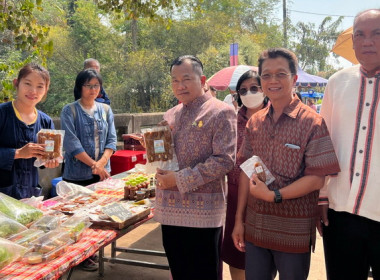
[274,189,282,203]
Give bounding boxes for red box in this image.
[110,150,147,175]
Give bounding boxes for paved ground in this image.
[64,219,335,280]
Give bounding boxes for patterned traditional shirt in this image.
[320,65,380,222]
[238,97,340,253]
[153,93,237,228]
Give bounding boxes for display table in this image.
[110,150,146,175]
[0,228,117,280]
[0,171,168,280]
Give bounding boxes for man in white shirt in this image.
[319,9,380,280]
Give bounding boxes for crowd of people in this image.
[0,8,379,280]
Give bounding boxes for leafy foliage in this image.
[0,0,344,114]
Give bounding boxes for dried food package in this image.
[34,129,65,167]
[240,155,275,186]
[142,126,179,171]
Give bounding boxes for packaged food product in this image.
[0,238,27,269]
[0,212,27,238]
[30,215,61,232]
[60,216,91,242]
[0,193,43,225]
[34,129,65,167]
[254,162,267,182]
[142,126,179,171]
[8,229,45,248]
[240,155,275,186]
[22,230,73,264]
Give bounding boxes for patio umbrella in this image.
[207,65,258,91]
[331,26,359,65]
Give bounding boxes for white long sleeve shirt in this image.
[320,65,380,222]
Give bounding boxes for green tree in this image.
[290,16,343,72]
[0,0,53,102]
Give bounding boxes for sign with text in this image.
[102,202,133,223]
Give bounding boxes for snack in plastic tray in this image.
[61,216,91,242]
[0,212,28,238]
[0,237,28,269]
[34,129,65,167]
[30,215,62,232]
[8,229,45,248]
[240,155,275,186]
[0,193,43,225]
[22,230,73,264]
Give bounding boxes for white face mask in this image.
[240,92,265,109]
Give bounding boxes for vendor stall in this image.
[0,170,168,280]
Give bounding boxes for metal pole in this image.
[283,0,287,48]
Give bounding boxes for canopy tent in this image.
[296,67,328,87]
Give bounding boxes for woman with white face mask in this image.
[221,70,268,280]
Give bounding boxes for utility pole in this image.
[283,0,287,48]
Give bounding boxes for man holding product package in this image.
[154,55,237,280]
[232,48,340,280]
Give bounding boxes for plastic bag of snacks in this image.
[142,125,179,171]
[240,155,275,186]
[0,212,27,238]
[34,129,65,167]
[0,193,43,226]
[56,181,94,199]
[0,237,27,270]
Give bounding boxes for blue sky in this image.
[276,0,380,68]
[280,0,380,30]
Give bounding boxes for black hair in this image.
[235,70,268,107]
[258,48,298,76]
[170,55,203,77]
[73,69,103,100]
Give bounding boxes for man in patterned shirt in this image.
[319,9,380,280]
[232,48,340,280]
[154,55,237,280]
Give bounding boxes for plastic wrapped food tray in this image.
[8,229,45,248]
[22,230,73,264]
[60,216,91,242]
[30,215,61,232]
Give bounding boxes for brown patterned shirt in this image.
[238,97,340,253]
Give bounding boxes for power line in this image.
[289,9,355,18]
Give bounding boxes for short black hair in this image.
[258,48,298,76]
[73,69,103,100]
[170,55,203,77]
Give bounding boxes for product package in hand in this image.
[240,155,275,186]
[142,125,179,171]
[34,129,65,167]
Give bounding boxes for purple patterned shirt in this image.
[154,93,237,228]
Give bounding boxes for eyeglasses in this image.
[83,84,100,90]
[260,72,293,81]
[237,86,261,96]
